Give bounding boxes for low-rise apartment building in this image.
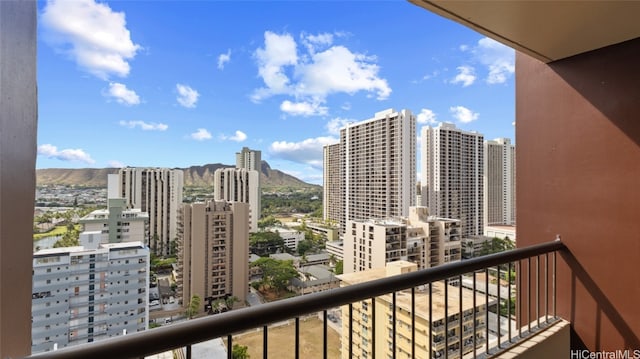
[338,261,487,359]
[344,206,461,274]
[32,242,149,354]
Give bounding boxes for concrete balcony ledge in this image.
[491,318,570,359]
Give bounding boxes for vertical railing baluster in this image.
[372,297,376,359]
[485,268,489,355]
[349,303,353,359]
[553,250,557,319]
[518,260,522,338]
[537,255,541,328]
[545,253,549,324]
[473,271,477,359]
[263,325,268,359]
[508,261,512,342]
[411,287,416,359]
[444,279,449,358]
[323,311,327,359]
[392,291,397,359]
[295,316,300,359]
[528,257,532,334]
[186,344,191,359]
[459,275,463,359]
[497,265,501,349]
[227,335,232,359]
[429,283,433,359]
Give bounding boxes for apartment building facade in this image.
[338,261,487,359]
[32,242,149,354]
[79,198,149,245]
[484,138,516,226]
[213,168,260,233]
[176,200,249,313]
[111,168,184,256]
[235,146,262,172]
[323,143,341,225]
[328,109,416,235]
[343,206,461,274]
[421,123,484,237]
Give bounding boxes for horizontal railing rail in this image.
[25,239,566,359]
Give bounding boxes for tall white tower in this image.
[421,123,484,237]
[337,109,416,234]
[484,138,516,226]
[117,167,183,256]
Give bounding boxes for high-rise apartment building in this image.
[421,123,484,237]
[213,168,260,233]
[338,261,487,359]
[236,147,262,172]
[326,109,416,235]
[484,138,516,226]
[343,206,461,274]
[322,143,341,224]
[79,198,149,245]
[111,169,184,256]
[32,242,149,354]
[176,200,249,313]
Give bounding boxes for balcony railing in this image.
[25,239,566,359]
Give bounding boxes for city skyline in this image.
[36,0,515,185]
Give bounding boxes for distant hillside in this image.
[36,161,320,191]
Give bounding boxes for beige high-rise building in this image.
[338,261,487,359]
[322,143,341,224]
[343,206,461,274]
[176,200,249,312]
[213,168,260,233]
[484,138,516,226]
[421,123,484,237]
[112,169,184,256]
[236,147,262,172]
[327,109,416,235]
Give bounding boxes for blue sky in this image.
[36,0,515,185]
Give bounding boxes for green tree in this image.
[334,260,343,275]
[232,344,250,359]
[249,231,285,256]
[253,258,299,294]
[185,295,201,319]
[53,224,80,248]
[297,239,313,255]
[258,215,281,229]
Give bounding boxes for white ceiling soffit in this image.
[409,0,640,63]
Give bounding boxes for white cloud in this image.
[220,130,248,142]
[475,37,515,84]
[280,100,328,117]
[108,160,125,168]
[341,102,352,111]
[301,32,334,53]
[252,31,391,114]
[176,84,199,108]
[105,83,140,105]
[416,108,438,124]
[450,106,479,123]
[450,65,476,87]
[40,0,141,80]
[190,128,212,141]
[325,117,353,135]
[38,144,95,164]
[252,31,298,100]
[296,45,391,100]
[270,136,338,168]
[217,49,231,70]
[119,120,168,131]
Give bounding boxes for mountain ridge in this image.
[36,161,320,191]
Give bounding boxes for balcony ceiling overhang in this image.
[409,0,640,63]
